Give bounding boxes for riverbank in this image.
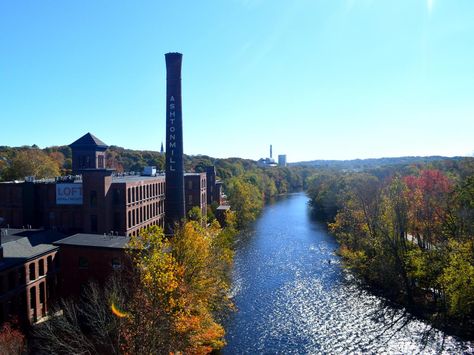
[306,167,474,342]
[224,193,473,353]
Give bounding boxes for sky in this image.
[0,0,473,162]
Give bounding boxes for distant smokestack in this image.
[164,52,185,234]
[270,144,273,159]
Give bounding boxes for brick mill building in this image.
[0,52,229,326]
[0,132,225,325]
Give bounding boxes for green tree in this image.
[439,240,474,318]
[3,149,60,180]
[225,177,264,227]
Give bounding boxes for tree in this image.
[225,177,264,227]
[33,279,125,354]
[0,320,25,355]
[3,149,60,180]
[188,206,203,222]
[123,223,234,354]
[439,240,474,319]
[404,170,453,246]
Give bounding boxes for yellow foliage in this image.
[124,222,235,354]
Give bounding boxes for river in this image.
[223,193,473,354]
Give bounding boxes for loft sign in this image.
[56,183,83,205]
[168,95,177,172]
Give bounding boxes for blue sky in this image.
[0,0,473,162]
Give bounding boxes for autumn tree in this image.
[404,169,453,247]
[2,149,60,180]
[48,151,65,171]
[122,223,234,354]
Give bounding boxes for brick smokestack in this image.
[165,52,185,234]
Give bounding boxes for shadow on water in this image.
[223,193,474,354]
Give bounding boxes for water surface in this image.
[224,193,473,354]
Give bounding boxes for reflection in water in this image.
[224,193,473,354]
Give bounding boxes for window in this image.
[188,180,193,189]
[39,282,45,306]
[111,258,121,269]
[79,257,89,269]
[90,190,97,208]
[98,155,104,168]
[30,287,37,321]
[90,214,98,233]
[29,263,36,282]
[39,259,45,276]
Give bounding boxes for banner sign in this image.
[56,183,83,205]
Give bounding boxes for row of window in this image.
[0,255,58,295]
[127,182,165,204]
[128,219,164,237]
[77,154,105,169]
[127,200,164,228]
[28,281,48,322]
[186,178,207,190]
[187,192,207,206]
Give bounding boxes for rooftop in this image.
[112,174,165,183]
[0,229,65,271]
[69,132,108,148]
[216,205,231,210]
[54,233,130,249]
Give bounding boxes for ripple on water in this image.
[224,194,474,354]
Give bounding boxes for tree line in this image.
[307,158,474,339]
[0,143,315,228]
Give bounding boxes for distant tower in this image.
[164,52,185,234]
[278,154,287,167]
[160,141,164,155]
[69,133,108,174]
[270,144,273,159]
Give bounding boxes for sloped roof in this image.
[69,133,108,148]
[54,233,129,249]
[0,229,65,271]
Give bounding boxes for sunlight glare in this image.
[427,0,434,13]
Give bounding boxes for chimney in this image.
[164,53,186,234]
[270,144,273,159]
